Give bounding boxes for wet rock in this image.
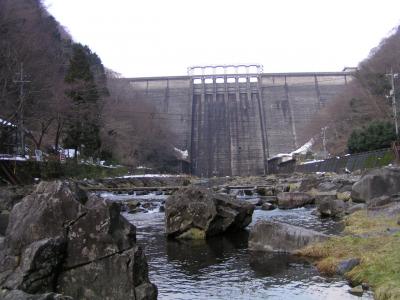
[121,199,141,211]
[128,207,147,214]
[318,199,346,218]
[135,191,149,196]
[346,203,366,215]
[351,167,400,203]
[135,282,159,300]
[277,192,314,209]
[261,203,275,211]
[311,209,319,216]
[247,198,262,206]
[248,220,327,253]
[362,282,370,291]
[260,196,278,204]
[142,202,158,210]
[165,186,255,239]
[337,258,360,275]
[349,285,364,297]
[0,181,157,299]
[159,205,165,212]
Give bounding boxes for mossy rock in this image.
[337,191,351,201]
[177,228,206,240]
[289,183,300,192]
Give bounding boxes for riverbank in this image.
[0,160,129,185]
[1,167,399,299]
[298,210,400,300]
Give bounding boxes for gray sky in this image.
[43,0,400,77]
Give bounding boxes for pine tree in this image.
[63,43,102,159]
[347,121,396,153]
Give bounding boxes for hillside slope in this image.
[301,26,400,155]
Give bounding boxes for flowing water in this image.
[101,191,373,300]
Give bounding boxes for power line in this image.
[13,63,31,155]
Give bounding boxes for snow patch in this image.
[290,138,314,156]
[270,138,315,161]
[0,117,16,128]
[117,174,184,179]
[300,159,324,165]
[174,147,189,161]
[0,154,27,161]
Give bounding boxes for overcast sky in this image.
[43,0,400,77]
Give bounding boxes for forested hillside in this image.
[0,0,176,170]
[302,26,400,155]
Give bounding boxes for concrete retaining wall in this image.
[121,71,352,176]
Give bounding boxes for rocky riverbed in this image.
[0,181,157,300]
[1,167,400,299]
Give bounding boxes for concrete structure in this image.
[120,65,354,177]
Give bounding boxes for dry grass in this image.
[344,210,400,235]
[297,210,400,300]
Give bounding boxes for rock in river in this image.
[165,186,255,239]
[0,181,157,300]
[317,199,346,218]
[249,220,328,253]
[277,192,314,209]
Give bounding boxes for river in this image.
[101,191,373,300]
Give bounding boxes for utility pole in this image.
[14,63,31,156]
[321,126,328,159]
[387,67,399,139]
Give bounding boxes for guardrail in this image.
[270,148,394,174]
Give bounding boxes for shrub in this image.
[348,121,396,153]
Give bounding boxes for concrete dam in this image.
[121,65,354,177]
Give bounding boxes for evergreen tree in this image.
[347,120,396,153]
[63,43,102,158]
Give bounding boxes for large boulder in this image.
[317,199,346,218]
[248,220,328,253]
[0,181,157,300]
[0,289,72,300]
[0,185,34,211]
[277,192,314,209]
[165,186,254,239]
[351,167,400,203]
[299,175,324,192]
[346,203,366,215]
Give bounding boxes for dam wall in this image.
[121,70,352,176]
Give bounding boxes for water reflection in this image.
[166,231,248,273]
[105,193,372,300]
[249,252,311,278]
